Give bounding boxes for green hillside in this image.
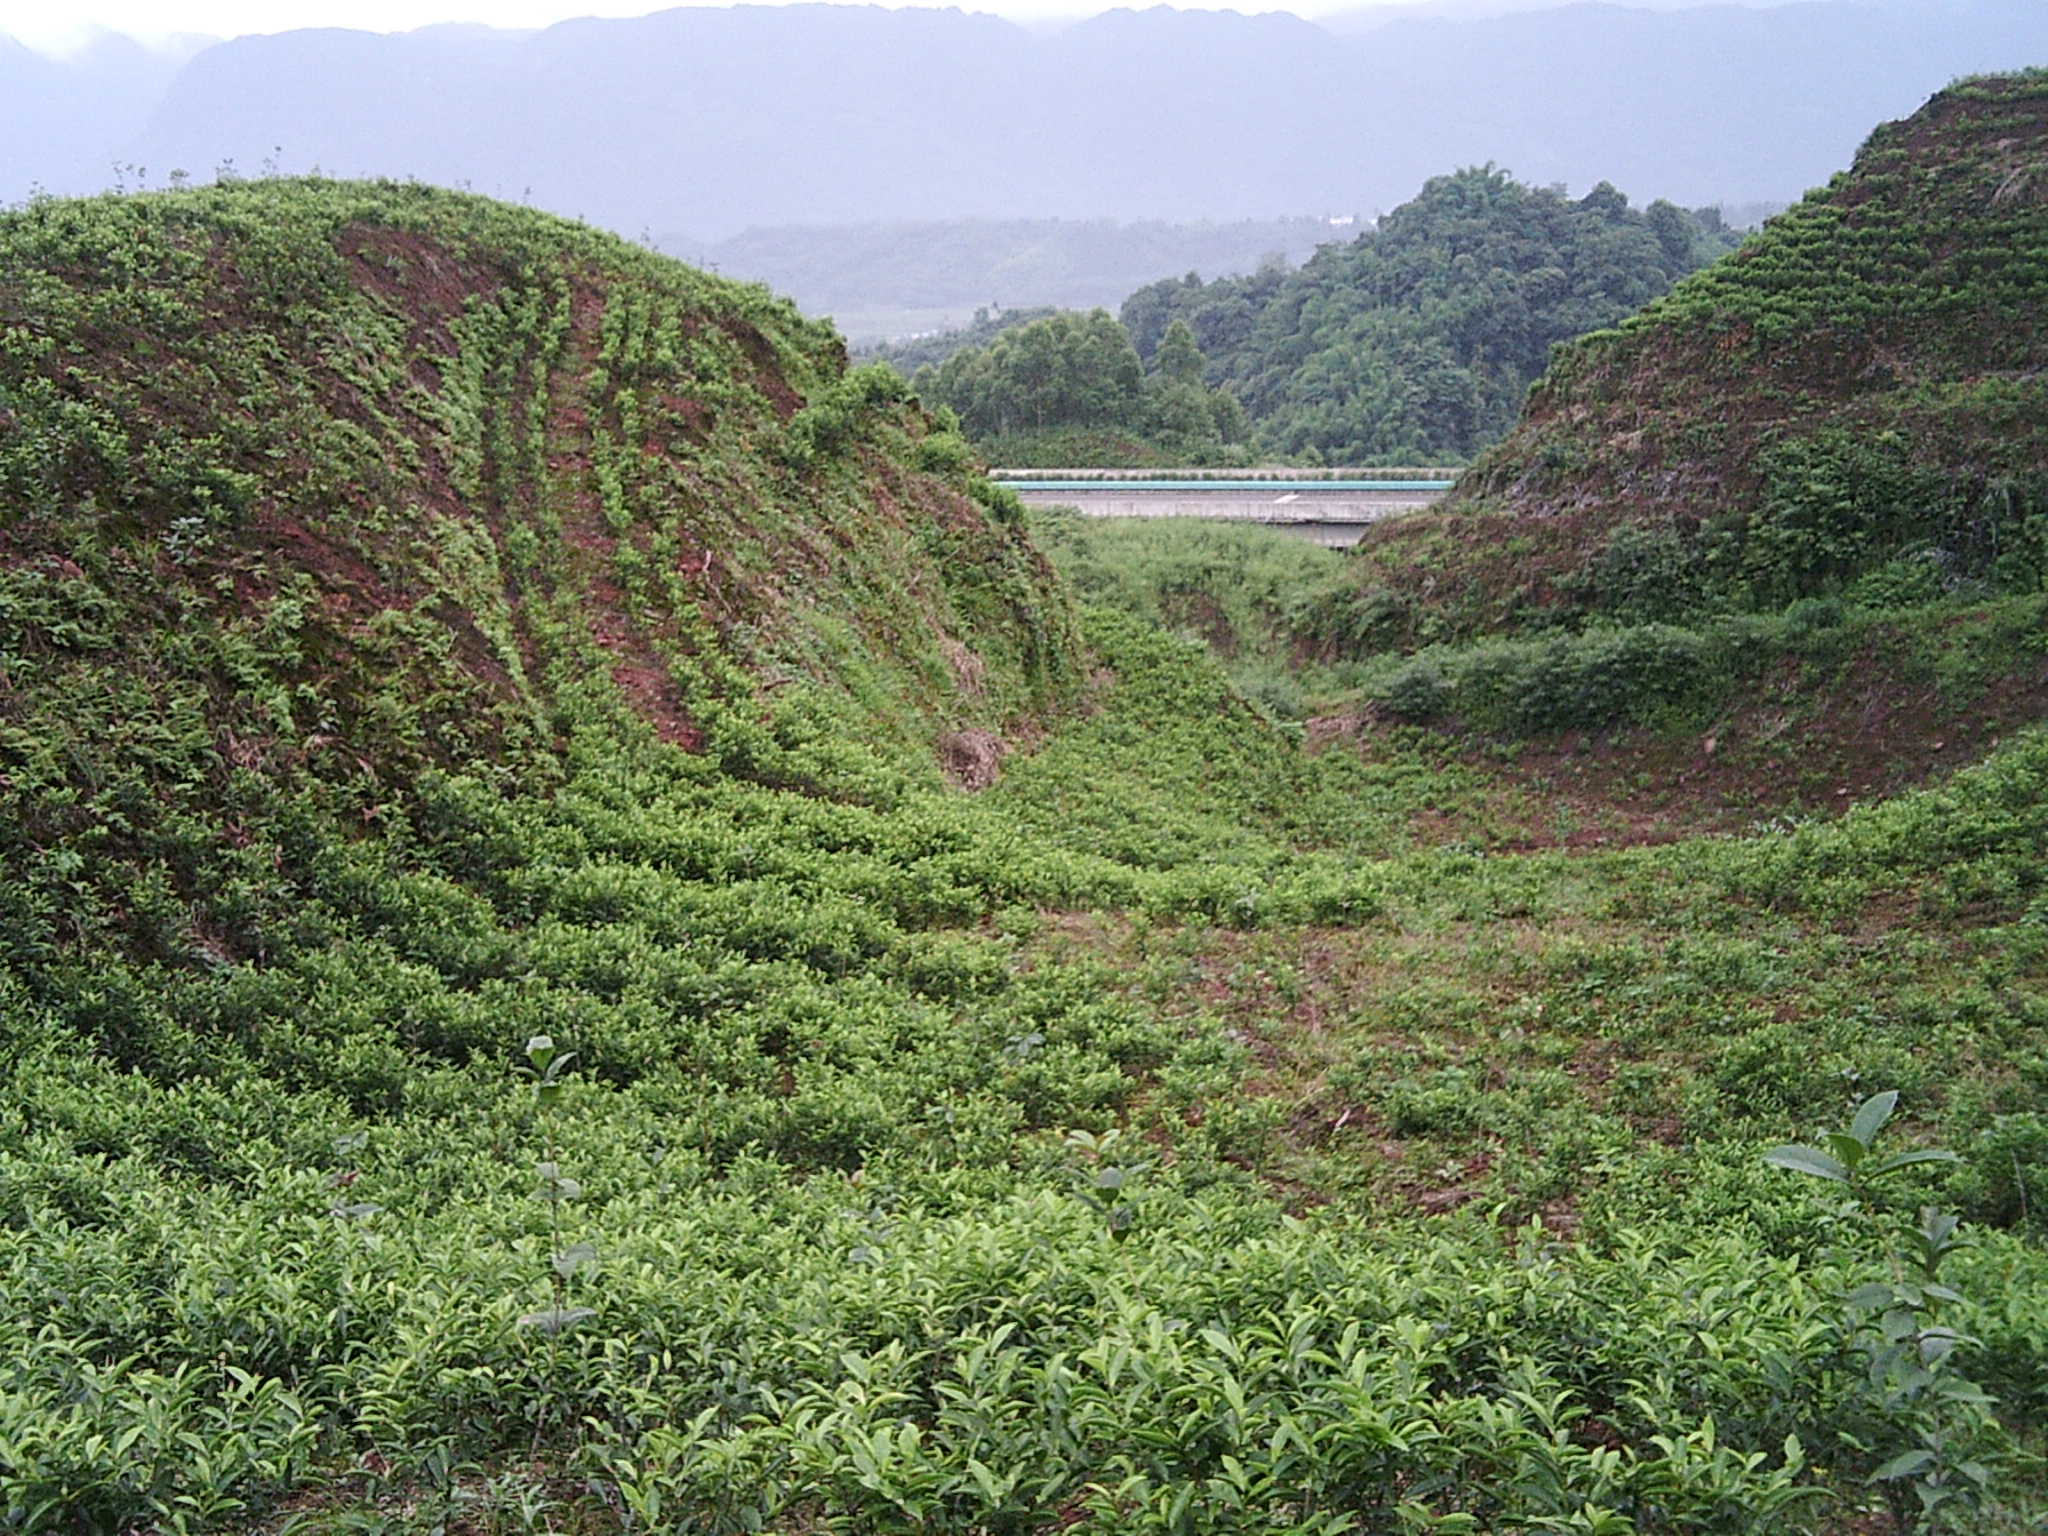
[1122,167,1739,466]
[0,175,2043,1534]
[0,179,1082,954]
[1351,71,2048,644]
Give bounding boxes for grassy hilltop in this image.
[0,156,2044,1532]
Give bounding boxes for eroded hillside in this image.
[0,178,1076,964]
[1345,70,2048,643]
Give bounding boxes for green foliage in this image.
[902,166,1731,469]
[1766,1095,2005,1532]
[1124,166,1737,465]
[1064,1126,1152,1239]
[965,425,1254,472]
[913,308,1253,466]
[1154,317,1207,386]
[914,428,977,477]
[1559,432,2048,625]
[1368,622,1723,733]
[1428,74,2048,645]
[1027,510,1359,711]
[785,361,913,465]
[0,1358,317,1534]
[516,1034,598,1340]
[915,308,1142,436]
[0,176,2044,1535]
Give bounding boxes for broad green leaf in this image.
[1822,1131,1868,1167]
[1871,1448,1934,1481]
[1763,1144,1850,1182]
[1849,1090,1898,1146]
[966,1457,1008,1505]
[1866,1149,1959,1176]
[1932,1379,1995,1406]
[1919,1334,1959,1366]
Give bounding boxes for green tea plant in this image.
[2,173,2046,1533]
[1065,1127,1151,1241]
[518,1034,597,1339]
[1765,1091,2006,1532]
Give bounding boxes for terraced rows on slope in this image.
[0,178,1079,965]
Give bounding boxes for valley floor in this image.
[3,540,2045,1534]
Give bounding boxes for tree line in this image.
[907,309,1250,466]
[897,166,1742,466]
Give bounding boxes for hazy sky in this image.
[6,0,1396,52]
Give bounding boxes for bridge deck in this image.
[1008,480,1452,547]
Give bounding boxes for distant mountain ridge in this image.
[2,1,2044,246]
[0,30,191,196]
[670,217,1345,333]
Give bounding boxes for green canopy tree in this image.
[1153,318,1207,385]
[1119,164,1739,463]
[916,309,1142,437]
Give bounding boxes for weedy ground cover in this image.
[3,587,2044,1532]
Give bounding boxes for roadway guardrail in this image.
[987,466,1462,484]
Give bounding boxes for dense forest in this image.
[1124,168,1739,462]
[0,75,2044,1536]
[908,310,1253,467]
[905,168,1739,465]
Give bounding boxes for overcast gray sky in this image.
[7,0,1405,52]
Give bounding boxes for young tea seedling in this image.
[1765,1090,2000,1533]
[518,1035,597,1337]
[1066,1127,1151,1241]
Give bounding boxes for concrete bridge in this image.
[991,469,1456,547]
